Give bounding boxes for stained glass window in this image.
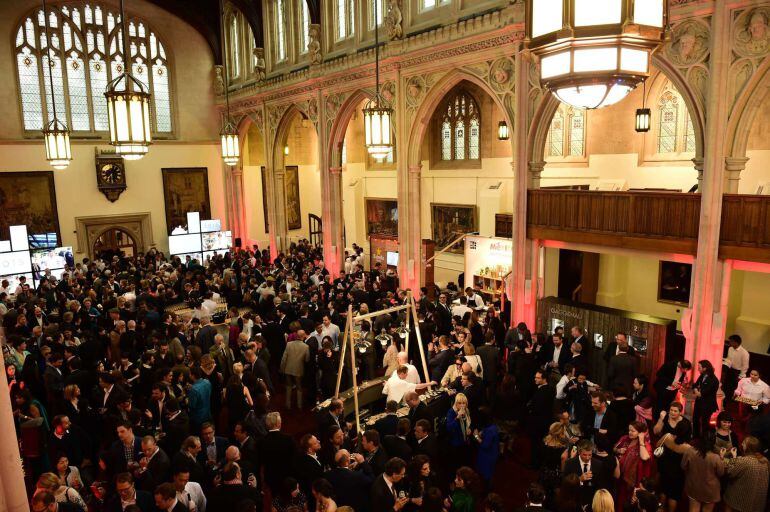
[15,2,173,135]
[546,104,586,158]
[229,15,242,74]
[336,0,354,40]
[301,0,311,54]
[276,0,286,61]
[438,88,480,162]
[684,115,696,153]
[371,0,386,28]
[657,92,678,154]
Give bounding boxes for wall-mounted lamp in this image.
[497,121,509,141]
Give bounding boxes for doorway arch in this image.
[93,228,138,259]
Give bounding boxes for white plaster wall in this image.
[726,269,770,354]
[740,150,770,194]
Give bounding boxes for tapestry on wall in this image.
[0,171,61,244]
[161,168,211,235]
[658,260,692,306]
[365,199,398,237]
[261,166,269,233]
[285,166,301,230]
[431,204,477,254]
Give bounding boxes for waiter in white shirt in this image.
[382,366,435,404]
[722,334,750,403]
[172,466,206,512]
[735,369,770,418]
[464,287,485,310]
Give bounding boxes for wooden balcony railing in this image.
[720,194,770,263]
[527,190,701,254]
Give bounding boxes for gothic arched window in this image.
[656,82,696,155]
[14,2,172,135]
[439,89,481,162]
[546,104,586,158]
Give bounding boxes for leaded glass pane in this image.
[301,0,310,53]
[657,101,678,153]
[18,50,43,130]
[684,115,696,153]
[90,56,108,130]
[25,18,36,47]
[570,110,585,156]
[337,0,347,39]
[42,54,66,125]
[548,113,564,156]
[153,61,171,132]
[275,2,286,61]
[455,122,465,160]
[230,16,241,74]
[469,118,479,160]
[441,120,452,160]
[67,52,90,130]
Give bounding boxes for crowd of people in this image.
[1,240,770,512]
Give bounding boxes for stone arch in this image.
[406,70,515,169]
[327,89,375,169]
[527,55,706,169]
[726,56,770,159]
[272,105,304,171]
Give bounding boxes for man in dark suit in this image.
[43,353,65,411]
[234,421,260,475]
[317,399,348,437]
[527,370,555,468]
[206,462,261,510]
[370,457,409,512]
[383,419,413,462]
[513,483,551,512]
[171,436,205,484]
[607,345,637,395]
[108,472,154,512]
[109,422,143,477]
[153,482,190,512]
[603,331,636,367]
[160,399,190,457]
[568,341,589,378]
[412,419,439,462]
[405,393,433,428]
[562,440,607,508]
[362,430,390,476]
[195,316,217,353]
[136,436,170,493]
[295,434,324,509]
[434,294,453,336]
[323,449,374,512]
[259,412,297,493]
[570,326,590,357]
[581,391,619,450]
[428,335,454,382]
[373,401,400,438]
[197,422,228,473]
[653,359,692,414]
[540,334,571,377]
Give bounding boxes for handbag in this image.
[654,433,670,458]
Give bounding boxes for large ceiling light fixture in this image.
[527,0,668,109]
[363,0,393,161]
[105,0,152,159]
[41,0,72,170]
[219,0,239,166]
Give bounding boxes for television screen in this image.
[31,246,72,271]
[169,234,202,255]
[0,251,33,276]
[28,233,58,249]
[386,251,399,266]
[202,231,232,251]
[176,252,203,263]
[201,219,222,233]
[203,249,230,261]
[2,273,34,292]
[34,268,66,286]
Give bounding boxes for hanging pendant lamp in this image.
[219,0,240,166]
[41,0,72,170]
[105,0,152,160]
[363,0,393,160]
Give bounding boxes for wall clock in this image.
[95,154,127,202]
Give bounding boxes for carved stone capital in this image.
[231,168,243,177]
[691,158,705,171]
[408,164,422,176]
[308,24,323,66]
[528,160,546,173]
[725,156,749,172]
[329,167,343,175]
[213,65,225,96]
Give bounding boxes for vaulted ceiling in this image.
[145,0,320,64]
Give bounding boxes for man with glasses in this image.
[428,335,454,382]
[435,294,452,335]
[108,472,153,512]
[196,423,227,482]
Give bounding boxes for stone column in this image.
[326,167,345,277]
[0,339,29,512]
[692,158,704,192]
[263,165,279,260]
[724,157,749,194]
[510,49,531,326]
[528,160,546,190]
[231,168,245,244]
[687,2,731,373]
[273,168,288,252]
[407,164,423,290]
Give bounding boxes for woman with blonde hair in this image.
[35,472,87,511]
[446,393,473,472]
[591,489,615,512]
[463,342,484,379]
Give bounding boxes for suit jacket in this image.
[195,325,217,353]
[528,384,555,428]
[654,360,684,394]
[603,342,636,364]
[476,344,501,384]
[366,446,390,476]
[238,436,260,475]
[428,349,454,383]
[294,453,324,496]
[207,483,261,511]
[370,474,397,512]
[137,447,171,492]
[323,466,374,512]
[161,411,190,456]
[569,354,589,377]
[694,373,719,410]
[196,436,229,467]
[373,414,399,439]
[607,353,637,394]
[317,410,344,437]
[383,435,412,462]
[108,437,143,475]
[259,430,297,491]
[106,489,153,512]
[412,433,440,462]
[562,456,607,506]
[171,450,205,483]
[581,407,619,450]
[407,402,433,428]
[280,339,310,377]
[539,342,571,374]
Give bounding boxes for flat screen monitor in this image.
[168,234,202,255]
[28,232,58,249]
[31,246,72,271]
[629,335,648,355]
[550,318,564,334]
[0,251,33,276]
[1,273,33,293]
[186,212,201,234]
[386,251,399,266]
[202,231,232,251]
[203,249,230,261]
[201,219,222,233]
[34,268,66,286]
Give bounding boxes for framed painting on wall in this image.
[431,203,477,254]
[261,166,269,233]
[285,165,301,230]
[657,260,692,306]
[365,198,398,237]
[0,171,61,244]
[161,168,211,234]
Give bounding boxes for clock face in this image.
[99,163,123,185]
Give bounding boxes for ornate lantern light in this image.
[218,0,240,166]
[363,0,393,160]
[635,81,651,132]
[497,121,510,141]
[105,0,152,160]
[526,0,668,109]
[41,0,72,170]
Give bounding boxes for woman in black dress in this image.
[653,402,691,512]
[318,338,341,399]
[692,360,719,438]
